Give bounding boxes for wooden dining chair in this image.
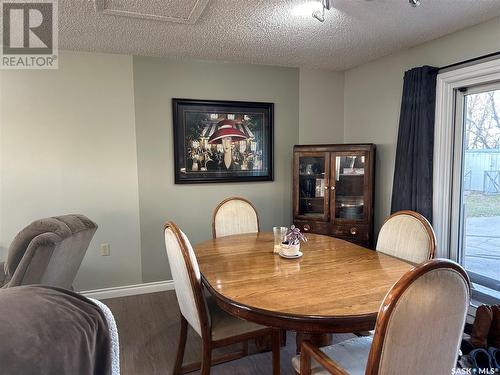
[212,197,260,238]
[376,210,436,264]
[293,259,470,375]
[164,221,280,375]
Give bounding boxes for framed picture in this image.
[172,98,274,184]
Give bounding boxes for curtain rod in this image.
[438,51,500,72]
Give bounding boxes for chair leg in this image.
[296,332,302,354]
[280,330,287,347]
[272,329,281,375]
[300,348,312,375]
[200,341,212,375]
[173,316,188,375]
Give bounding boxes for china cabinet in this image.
[292,144,375,248]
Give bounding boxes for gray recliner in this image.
[0,214,97,289]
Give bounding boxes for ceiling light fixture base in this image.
[312,0,332,22]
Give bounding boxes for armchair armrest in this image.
[300,340,349,375]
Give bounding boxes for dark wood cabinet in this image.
[293,144,376,248]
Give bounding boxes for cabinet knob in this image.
[303,224,310,232]
[331,186,335,191]
[324,186,328,190]
[350,227,357,235]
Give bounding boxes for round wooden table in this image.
[194,232,413,334]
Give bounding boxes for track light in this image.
[409,0,421,7]
[312,0,332,22]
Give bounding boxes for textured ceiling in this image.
[60,0,500,70]
[94,0,209,24]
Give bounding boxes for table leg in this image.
[254,329,286,351]
[272,329,281,375]
[296,332,332,354]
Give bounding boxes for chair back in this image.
[164,221,208,337]
[366,259,470,375]
[212,197,260,238]
[5,215,97,288]
[376,210,436,263]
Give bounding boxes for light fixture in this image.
[291,1,323,18]
[409,0,421,7]
[312,0,332,22]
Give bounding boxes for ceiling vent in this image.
[93,0,210,24]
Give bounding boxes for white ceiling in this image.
[60,0,500,70]
[93,0,210,24]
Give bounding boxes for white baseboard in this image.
[80,280,175,300]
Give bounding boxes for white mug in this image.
[281,242,300,257]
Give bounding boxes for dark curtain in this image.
[391,66,438,223]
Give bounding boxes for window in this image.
[434,58,500,305]
[451,83,500,303]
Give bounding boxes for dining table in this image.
[193,232,413,374]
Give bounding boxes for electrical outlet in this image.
[100,243,110,256]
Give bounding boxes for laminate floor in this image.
[103,291,355,375]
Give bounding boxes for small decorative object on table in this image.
[280,225,307,258]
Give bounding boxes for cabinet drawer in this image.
[332,225,369,241]
[294,220,330,236]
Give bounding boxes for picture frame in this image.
[172,98,274,184]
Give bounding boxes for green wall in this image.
[1,51,143,291]
[133,57,300,282]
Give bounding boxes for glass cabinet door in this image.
[332,153,367,222]
[295,152,330,221]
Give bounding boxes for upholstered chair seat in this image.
[1,214,97,289]
[212,197,260,238]
[206,296,267,341]
[376,210,436,264]
[294,259,470,375]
